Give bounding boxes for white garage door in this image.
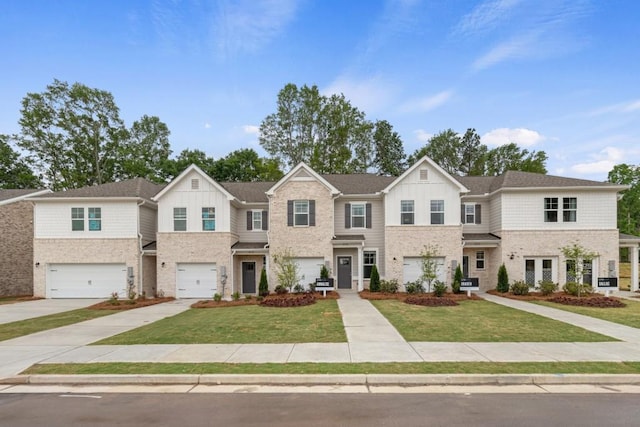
[294,258,324,290]
[177,263,217,298]
[47,264,127,298]
[403,257,446,288]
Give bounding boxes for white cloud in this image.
[472,32,540,71]
[243,124,259,135]
[323,75,396,114]
[570,146,625,175]
[399,90,453,113]
[482,128,545,147]
[414,129,433,143]
[204,123,212,129]
[455,0,523,36]
[585,99,640,117]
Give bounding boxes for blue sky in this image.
[1,0,639,181]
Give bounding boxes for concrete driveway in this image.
[0,299,104,324]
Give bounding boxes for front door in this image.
[337,257,352,289]
[242,262,256,294]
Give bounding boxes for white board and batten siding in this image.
[35,201,138,238]
[157,170,232,233]
[47,263,127,298]
[385,164,462,226]
[176,263,217,298]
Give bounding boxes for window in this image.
[71,207,84,231]
[88,207,101,231]
[401,200,414,225]
[542,259,553,281]
[202,207,215,231]
[476,251,485,269]
[174,207,187,231]
[294,200,309,226]
[544,197,558,222]
[419,169,428,181]
[465,204,475,224]
[191,178,199,190]
[363,251,376,279]
[525,259,536,286]
[252,211,262,230]
[563,197,577,222]
[430,200,444,225]
[351,203,365,228]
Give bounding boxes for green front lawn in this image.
[94,300,346,345]
[535,299,640,329]
[0,309,117,342]
[23,361,640,375]
[371,300,614,342]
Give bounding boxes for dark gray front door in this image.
[463,256,469,278]
[337,257,352,289]
[242,262,256,294]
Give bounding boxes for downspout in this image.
[137,199,145,298]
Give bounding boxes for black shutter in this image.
[345,203,351,228]
[246,211,253,230]
[461,204,465,224]
[475,204,481,224]
[366,203,372,229]
[309,200,316,226]
[262,210,268,230]
[287,200,293,226]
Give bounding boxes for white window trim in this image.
[252,210,262,231]
[430,199,445,225]
[351,202,366,229]
[202,207,215,231]
[401,200,414,225]
[465,204,475,224]
[562,197,577,222]
[294,200,309,227]
[174,207,187,232]
[544,197,558,223]
[475,251,485,270]
[363,248,378,279]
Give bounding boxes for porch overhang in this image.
[231,242,269,255]
[462,233,501,248]
[332,235,365,247]
[619,232,640,292]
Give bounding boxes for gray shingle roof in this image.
[0,189,47,203]
[35,178,165,201]
[323,174,396,194]
[220,182,274,203]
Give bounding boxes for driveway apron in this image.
[0,299,104,324]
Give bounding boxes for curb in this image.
[3,374,640,386]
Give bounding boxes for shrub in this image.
[496,263,509,293]
[432,280,447,297]
[369,264,380,292]
[510,280,530,296]
[213,293,222,302]
[293,283,304,294]
[539,280,558,296]
[309,282,316,292]
[274,284,288,295]
[379,279,399,293]
[109,292,120,305]
[405,281,425,294]
[258,268,269,297]
[320,264,330,279]
[232,291,240,301]
[452,265,462,294]
[244,294,252,301]
[563,282,592,297]
[256,295,264,302]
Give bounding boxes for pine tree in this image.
[452,264,463,294]
[259,268,269,297]
[369,264,380,292]
[497,263,509,293]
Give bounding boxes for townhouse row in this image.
[3,155,638,299]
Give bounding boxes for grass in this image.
[0,309,116,342]
[23,361,640,375]
[535,298,640,329]
[371,299,614,342]
[94,300,346,345]
[0,296,39,305]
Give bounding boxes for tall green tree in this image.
[0,135,42,189]
[17,79,128,190]
[160,149,217,181]
[372,120,406,176]
[407,129,462,173]
[116,115,172,183]
[608,163,640,236]
[459,128,487,175]
[212,148,283,182]
[484,143,548,175]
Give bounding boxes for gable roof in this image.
[220,182,274,203]
[152,164,235,201]
[0,189,51,205]
[456,171,627,196]
[383,155,469,194]
[323,174,396,195]
[32,178,164,202]
[266,162,340,196]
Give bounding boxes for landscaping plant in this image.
[272,248,301,292]
[369,264,380,292]
[420,244,440,292]
[379,279,399,293]
[510,280,529,296]
[452,264,462,294]
[259,268,269,297]
[496,263,509,293]
[405,281,425,294]
[432,280,447,297]
[561,243,597,298]
[539,280,558,296]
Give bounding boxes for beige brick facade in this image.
[156,232,238,298]
[33,238,140,297]
[0,201,35,296]
[384,225,463,286]
[267,180,334,288]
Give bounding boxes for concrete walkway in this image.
[0,299,105,324]
[2,292,640,379]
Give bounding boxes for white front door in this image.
[177,263,217,298]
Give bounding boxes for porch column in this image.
[631,245,639,292]
[358,245,364,292]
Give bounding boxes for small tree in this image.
[497,263,509,293]
[561,242,597,298]
[320,264,329,279]
[272,248,301,292]
[259,267,269,297]
[369,264,380,292]
[452,264,463,294]
[420,244,440,292]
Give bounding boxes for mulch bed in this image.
[405,295,459,307]
[487,289,627,308]
[191,299,260,308]
[191,291,338,309]
[260,293,316,307]
[359,290,483,303]
[88,297,175,310]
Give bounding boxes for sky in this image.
[1,0,639,182]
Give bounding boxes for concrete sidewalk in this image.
[0,299,105,324]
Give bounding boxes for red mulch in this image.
[191,299,260,308]
[88,297,175,310]
[260,293,316,307]
[359,290,483,302]
[405,295,459,306]
[487,289,627,308]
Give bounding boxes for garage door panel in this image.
[403,257,446,287]
[294,258,324,290]
[177,263,217,299]
[48,264,127,298]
